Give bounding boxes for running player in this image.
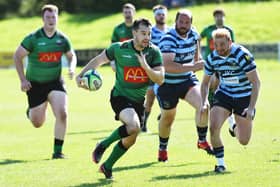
[200,28,260,173]
[14,4,77,159]
[76,18,164,179]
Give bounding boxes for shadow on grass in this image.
[65,13,114,23]
[70,178,113,187]
[150,170,231,181]
[0,159,27,165]
[68,129,112,135]
[71,162,158,187]
[114,161,158,172]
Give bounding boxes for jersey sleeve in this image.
[105,43,118,61]
[111,27,119,43]
[21,34,34,52]
[204,55,215,76]
[200,26,208,38]
[230,29,235,42]
[150,47,163,68]
[63,35,72,52]
[158,35,177,53]
[240,49,256,73]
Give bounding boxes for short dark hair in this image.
[213,8,225,16]
[132,18,152,31]
[42,4,58,17]
[123,3,136,11]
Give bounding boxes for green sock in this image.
[54,139,64,153]
[101,125,129,148]
[104,141,128,170]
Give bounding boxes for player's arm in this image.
[243,69,261,120]
[162,53,203,73]
[76,50,110,88]
[136,52,164,85]
[65,49,77,80]
[200,74,211,106]
[194,40,204,62]
[14,45,31,92]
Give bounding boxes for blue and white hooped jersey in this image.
[158,27,200,84]
[151,26,171,46]
[205,43,257,98]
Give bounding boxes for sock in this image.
[54,138,64,154]
[228,115,236,127]
[104,141,128,170]
[197,126,208,141]
[159,136,169,150]
[101,125,129,148]
[213,146,225,166]
[143,111,150,127]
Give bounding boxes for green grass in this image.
[1,60,280,187]
[0,1,280,51]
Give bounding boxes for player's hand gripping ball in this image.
[82,69,102,91]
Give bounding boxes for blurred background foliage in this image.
[0,0,275,19]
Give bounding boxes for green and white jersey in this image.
[200,24,234,59]
[21,28,72,83]
[111,22,133,43]
[106,40,162,103]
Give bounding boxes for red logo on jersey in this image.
[38,52,62,63]
[124,67,148,83]
[209,38,215,51]
[120,37,131,42]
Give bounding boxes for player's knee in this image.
[160,114,175,126]
[31,118,44,128]
[238,138,249,145]
[126,123,141,134]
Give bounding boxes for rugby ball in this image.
[82,69,102,91]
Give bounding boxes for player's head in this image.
[132,18,152,49]
[42,4,58,30]
[213,8,225,27]
[153,4,168,26]
[212,28,232,56]
[175,9,192,37]
[122,3,136,23]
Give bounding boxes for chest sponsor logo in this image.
[124,66,148,83]
[222,77,239,84]
[119,37,130,42]
[38,52,62,63]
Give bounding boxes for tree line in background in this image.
[0,0,273,19]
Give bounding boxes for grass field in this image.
[0,1,280,51]
[0,60,280,187]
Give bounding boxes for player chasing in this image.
[14,4,77,159]
[200,28,261,173]
[155,9,213,163]
[200,8,236,134]
[76,18,164,179]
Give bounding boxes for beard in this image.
[175,25,188,36]
[156,19,165,25]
